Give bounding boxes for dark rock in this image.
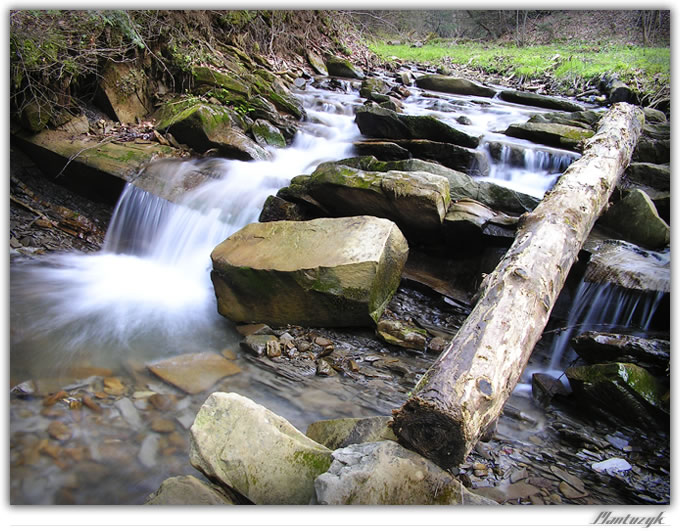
[355,105,481,148]
[391,139,489,175]
[352,140,412,161]
[625,162,670,191]
[565,362,669,427]
[499,90,586,112]
[326,55,364,79]
[258,195,311,222]
[600,189,670,249]
[415,75,497,98]
[570,332,669,376]
[531,373,570,407]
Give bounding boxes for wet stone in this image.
[559,481,588,499]
[47,421,72,442]
[146,351,241,395]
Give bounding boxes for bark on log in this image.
[391,103,644,469]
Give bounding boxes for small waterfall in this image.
[546,280,666,371]
[10,87,363,362]
[481,140,577,198]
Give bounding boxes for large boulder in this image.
[189,392,333,504]
[155,99,270,160]
[313,441,497,505]
[415,75,497,98]
[499,89,586,112]
[504,122,594,152]
[326,55,364,79]
[210,216,409,327]
[565,363,669,427]
[96,61,152,124]
[599,189,670,249]
[145,475,237,505]
[624,162,670,191]
[355,105,481,148]
[290,162,451,237]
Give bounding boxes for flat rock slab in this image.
[313,440,496,505]
[145,475,236,505]
[146,352,241,395]
[189,392,332,504]
[415,75,497,98]
[499,89,586,112]
[211,216,409,327]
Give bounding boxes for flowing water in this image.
[9,80,668,504]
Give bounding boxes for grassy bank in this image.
[370,41,670,105]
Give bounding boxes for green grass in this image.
[370,41,669,94]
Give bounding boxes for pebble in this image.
[103,377,126,396]
[138,433,161,468]
[114,397,143,429]
[548,493,562,504]
[314,336,333,347]
[550,465,586,493]
[151,418,176,433]
[510,468,529,483]
[148,393,177,411]
[47,421,72,442]
[266,339,282,358]
[605,434,630,450]
[591,457,632,475]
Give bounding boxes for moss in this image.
[291,450,332,476]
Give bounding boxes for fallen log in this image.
[391,103,644,469]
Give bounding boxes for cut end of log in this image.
[392,397,467,469]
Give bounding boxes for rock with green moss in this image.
[565,362,669,427]
[210,216,409,327]
[306,416,397,450]
[313,441,497,505]
[376,319,428,350]
[20,101,51,133]
[359,78,388,99]
[189,392,332,504]
[155,99,269,160]
[499,89,586,112]
[326,55,364,79]
[527,109,602,129]
[307,50,328,76]
[415,75,497,98]
[504,122,594,152]
[145,475,237,505]
[250,119,286,148]
[192,65,251,97]
[600,189,670,249]
[299,162,451,237]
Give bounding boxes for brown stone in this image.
[149,393,178,411]
[47,421,72,441]
[147,352,242,395]
[151,418,177,433]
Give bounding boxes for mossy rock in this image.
[20,101,51,133]
[251,119,286,149]
[210,216,409,327]
[326,55,364,79]
[266,90,305,120]
[565,362,669,426]
[504,122,594,152]
[192,66,250,97]
[359,78,388,99]
[307,50,328,76]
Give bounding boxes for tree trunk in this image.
[391,103,644,469]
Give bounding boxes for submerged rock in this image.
[145,475,237,505]
[210,216,409,327]
[306,416,397,450]
[313,440,496,505]
[146,352,242,395]
[189,392,332,504]
[414,75,497,98]
[600,189,670,250]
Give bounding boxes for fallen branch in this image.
[391,103,644,469]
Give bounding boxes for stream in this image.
[9,80,669,505]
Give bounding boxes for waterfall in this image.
[546,280,666,371]
[10,87,363,362]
